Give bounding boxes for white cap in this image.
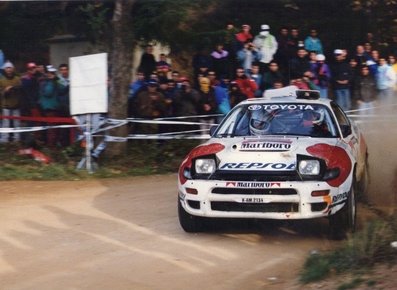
[261,24,270,31]
[46,65,57,72]
[316,54,326,61]
[334,49,343,55]
[2,61,14,69]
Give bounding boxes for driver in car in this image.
[297,109,331,137]
[249,109,272,136]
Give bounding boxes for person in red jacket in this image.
[233,67,258,99]
[235,24,253,51]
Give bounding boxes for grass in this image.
[300,216,397,285]
[0,139,200,180]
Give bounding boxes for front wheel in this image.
[329,183,357,239]
[178,200,206,233]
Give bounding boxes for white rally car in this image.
[178,87,368,238]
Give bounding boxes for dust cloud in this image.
[351,93,397,214]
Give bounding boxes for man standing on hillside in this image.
[0,61,22,143]
[253,24,278,74]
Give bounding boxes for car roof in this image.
[238,86,332,107]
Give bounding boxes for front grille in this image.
[211,188,297,195]
[211,201,299,213]
[208,170,300,182]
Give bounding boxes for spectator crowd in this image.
[1,23,397,147]
[130,23,397,133]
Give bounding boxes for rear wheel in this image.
[178,200,205,233]
[329,182,357,240]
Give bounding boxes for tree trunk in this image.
[107,0,135,157]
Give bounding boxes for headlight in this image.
[195,158,216,174]
[299,160,320,175]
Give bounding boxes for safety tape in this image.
[125,118,216,126]
[101,134,211,141]
[345,103,397,114]
[154,113,223,120]
[0,115,76,124]
[0,124,81,133]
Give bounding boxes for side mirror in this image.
[209,125,218,136]
[340,125,352,137]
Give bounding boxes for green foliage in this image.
[337,277,364,290]
[79,3,111,45]
[132,0,199,49]
[0,139,198,180]
[300,218,397,284]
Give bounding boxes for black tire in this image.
[178,200,205,233]
[329,182,357,240]
[357,155,370,202]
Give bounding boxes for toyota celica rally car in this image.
[177,87,368,237]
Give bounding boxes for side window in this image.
[331,102,351,137]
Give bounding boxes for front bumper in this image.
[179,179,346,220]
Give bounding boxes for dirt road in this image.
[0,175,364,290]
[0,113,396,290]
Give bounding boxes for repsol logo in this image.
[332,192,348,203]
[241,142,291,150]
[220,162,295,170]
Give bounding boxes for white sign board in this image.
[70,53,108,115]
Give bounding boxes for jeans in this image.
[1,108,21,142]
[319,87,328,99]
[334,89,351,111]
[357,101,375,116]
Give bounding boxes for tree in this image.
[106,0,135,157]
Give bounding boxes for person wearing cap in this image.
[20,62,42,144]
[229,80,247,108]
[21,62,40,117]
[132,79,167,119]
[253,24,278,74]
[38,65,61,148]
[173,78,200,118]
[331,49,353,111]
[312,54,331,99]
[0,61,22,143]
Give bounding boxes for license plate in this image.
[241,197,264,203]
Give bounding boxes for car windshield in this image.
[215,102,338,138]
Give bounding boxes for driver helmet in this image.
[249,109,271,136]
[302,109,324,126]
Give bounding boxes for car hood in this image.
[209,136,340,171]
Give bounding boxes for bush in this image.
[300,217,397,283]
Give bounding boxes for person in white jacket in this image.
[376,57,397,105]
[253,24,278,73]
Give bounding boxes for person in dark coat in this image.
[138,45,157,80]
